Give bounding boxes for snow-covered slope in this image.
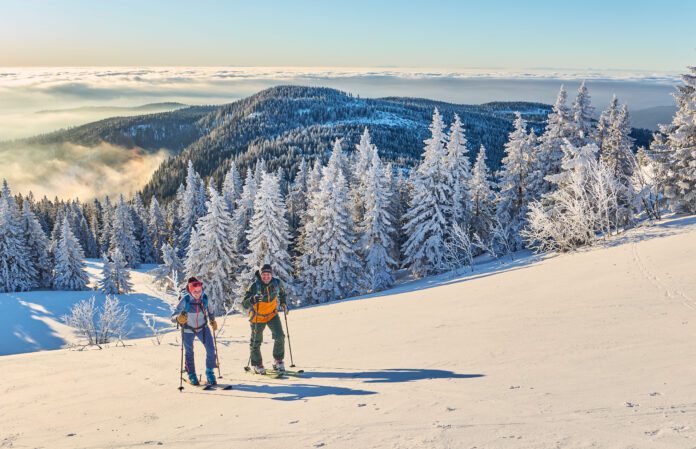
[2,217,696,449]
[0,260,174,356]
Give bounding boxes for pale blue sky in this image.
[0,0,694,70]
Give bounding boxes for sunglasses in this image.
[189,282,203,288]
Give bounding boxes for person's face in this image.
[260,272,272,284]
[189,283,203,298]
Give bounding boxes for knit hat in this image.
[260,264,273,274]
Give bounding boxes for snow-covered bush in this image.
[63,295,130,348]
[523,144,622,252]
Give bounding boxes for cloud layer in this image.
[0,141,169,200]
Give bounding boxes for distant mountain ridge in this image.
[3,86,654,201]
[35,102,188,115]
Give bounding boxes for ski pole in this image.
[202,306,222,378]
[178,326,184,392]
[283,308,296,368]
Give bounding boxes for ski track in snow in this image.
[631,239,696,311]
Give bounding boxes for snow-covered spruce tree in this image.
[109,195,140,268]
[99,196,114,255]
[350,127,377,225]
[53,217,89,291]
[178,160,207,255]
[599,101,636,224]
[236,172,293,303]
[98,255,118,294]
[660,66,696,213]
[528,85,573,198]
[495,112,534,253]
[327,138,352,184]
[232,169,257,256]
[569,81,596,149]
[445,114,472,231]
[151,242,185,291]
[359,149,397,291]
[384,163,404,266]
[148,197,168,263]
[20,198,52,288]
[595,95,620,152]
[131,194,157,264]
[110,248,133,294]
[299,146,364,303]
[294,160,323,296]
[402,108,454,277]
[185,186,237,314]
[468,145,496,247]
[222,160,243,215]
[254,158,267,190]
[0,183,36,292]
[645,131,671,216]
[287,157,309,234]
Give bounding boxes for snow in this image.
[0,259,174,356]
[2,217,696,448]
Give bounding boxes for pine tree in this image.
[444,113,472,230]
[186,186,237,314]
[52,217,89,291]
[350,128,376,225]
[237,172,293,301]
[468,145,496,245]
[178,160,207,254]
[20,199,52,288]
[0,182,36,292]
[98,255,118,294]
[222,160,243,215]
[294,159,323,287]
[570,81,596,148]
[231,170,257,255]
[110,248,133,294]
[148,197,168,263]
[299,146,363,303]
[659,66,696,213]
[529,85,573,198]
[359,150,397,291]
[287,158,309,234]
[99,196,114,255]
[152,242,185,290]
[599,101,636,223]
[402,108,454,277]
[110,195,140,268]
[132,194,157,264]
[495,113,534,252]
[254,159,267,190]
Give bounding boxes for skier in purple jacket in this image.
[171,277,218,386]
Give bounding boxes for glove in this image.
[176,312,188,325]
[280,303,288,314]
[210,320,218,332]
[250,293,263,305]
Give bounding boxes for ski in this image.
[182,376,232,390]
[182,376,213,390]
[243,366,304,378]
[267,369,304,377]
[205,383,233,390]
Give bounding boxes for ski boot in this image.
[187,372,199,386]
[205,368,217,385]
[273,359,286,373]
[252,364,266,375]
